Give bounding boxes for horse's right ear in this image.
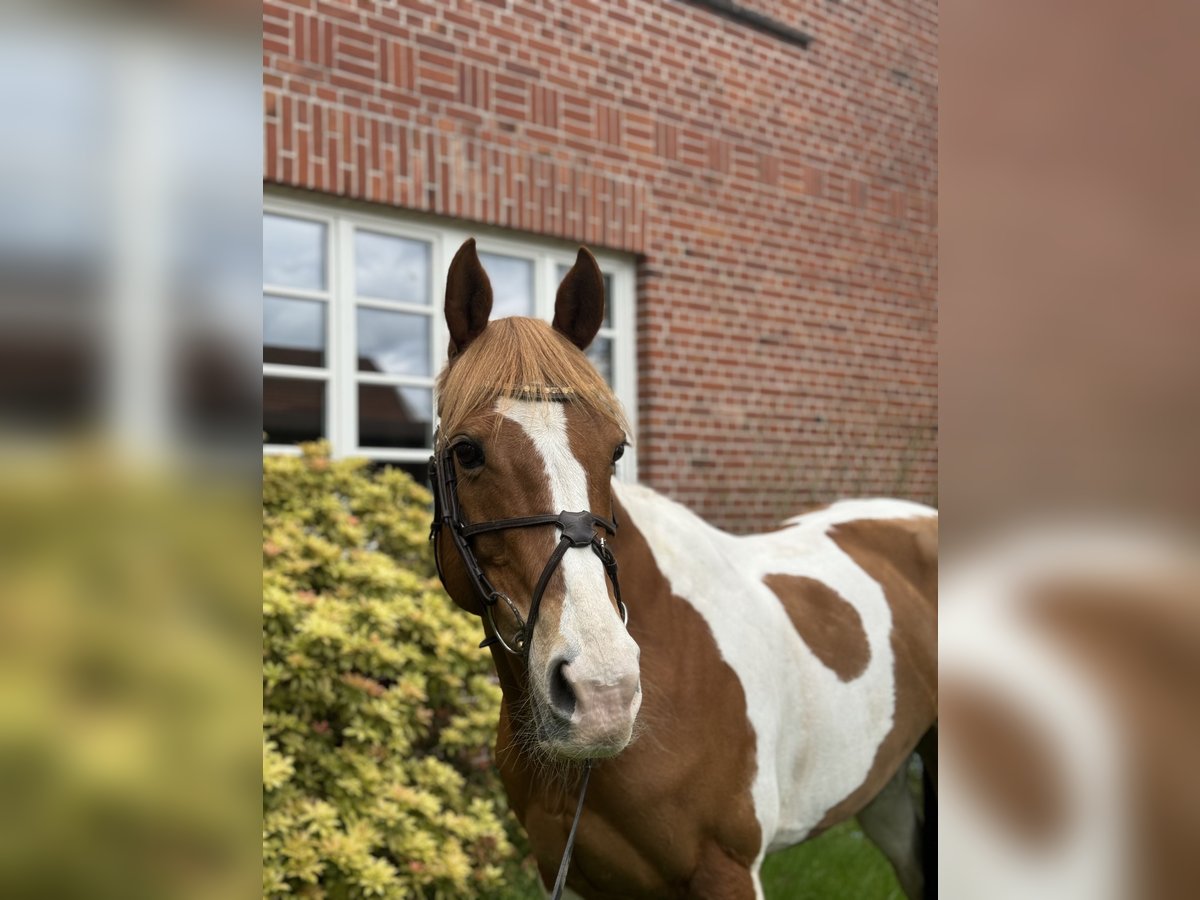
[444,238,493,358]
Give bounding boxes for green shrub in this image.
[263,443,530,899]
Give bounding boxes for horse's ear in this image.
[553,247,605,351]
[445,238,493,358]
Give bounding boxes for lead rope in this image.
[550,760,592,900]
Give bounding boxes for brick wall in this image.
[263,0,937,532]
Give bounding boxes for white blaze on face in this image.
[499,399,641,712]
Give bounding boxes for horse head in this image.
[432,238,641,761]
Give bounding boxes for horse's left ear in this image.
[553,247,605,350]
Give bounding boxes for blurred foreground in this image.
[0,464,259,899]
[941,0,1200,896]
[940,525,1200,900]
[0,3,261,899]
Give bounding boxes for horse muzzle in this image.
[542,656,641,758]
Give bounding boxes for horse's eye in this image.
[612,442,626,463]
[453,441,485,469]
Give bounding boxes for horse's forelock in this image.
[435,316,628,446]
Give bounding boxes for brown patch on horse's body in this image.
[762,574,872,681]
[813,515,939,831]
[494,497,762,898]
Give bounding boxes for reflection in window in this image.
[586,336,613,385]
[263,215,325,290]
[355,231,430,303]
[366,460,432,488]
[358,384,433,448]
[356,308,430,376]
[480,252,533,318]
[394,461,430,488]
[263,377,325,444]
[264,295,325,367]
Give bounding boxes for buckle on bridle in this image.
[483,591,528,656]
[557,510,600,547]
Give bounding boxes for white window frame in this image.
[263,195,639,482]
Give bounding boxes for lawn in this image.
[501,819,901,898]
[760,821,903,899]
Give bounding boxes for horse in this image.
[429,238,938,900]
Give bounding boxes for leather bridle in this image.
[427,431,629,899]
[427,436,629,658]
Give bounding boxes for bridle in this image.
[427,436,628,658]
[426,429,629,899]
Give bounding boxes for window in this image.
[263,197,638,483]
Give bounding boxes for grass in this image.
[498,819,901,898]
[761,821,903,899]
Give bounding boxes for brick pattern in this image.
[264,0,937,532]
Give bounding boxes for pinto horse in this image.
[430,239,938,899]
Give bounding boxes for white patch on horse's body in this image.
[782,498,936,529]
[500,399,641,696]
[614,482,935,866]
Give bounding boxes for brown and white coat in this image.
[434,240,937,899]
[487,402,936,898]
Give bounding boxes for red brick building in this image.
[263,0,937,532]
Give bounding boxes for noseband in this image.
[428,438,628,659]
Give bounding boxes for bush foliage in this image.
[263,443,526,899]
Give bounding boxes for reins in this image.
[551,760,591,899]
[427,433,628,899]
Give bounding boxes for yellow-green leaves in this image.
[263,443,528,899]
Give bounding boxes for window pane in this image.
[586,336,613,386]
[397,462,431,488]
[263,214,326,290]
[603,273,614,327]
[263,377,325,444]
[358,384,433,448]
[366,460,431,489]
[355,230,430,303]
[356,308,430,376]
[264,295,325,367]
[480,252,533,318]
[557,264,614,327]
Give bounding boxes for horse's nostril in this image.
[549,659,577,720]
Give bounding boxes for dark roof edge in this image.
[675,0,813,49]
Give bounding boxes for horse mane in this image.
[435,316,629,445]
